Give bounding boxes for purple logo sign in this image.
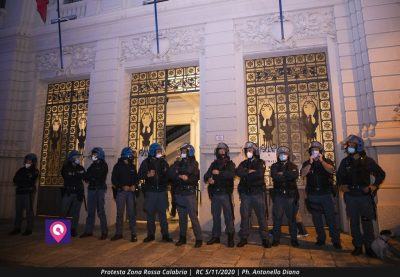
[45,219,71,244]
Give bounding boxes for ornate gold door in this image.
[245,52,335,224]
[129,66,200,154]
[37,80,89,215]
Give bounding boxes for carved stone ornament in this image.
[36,43,96,76]
[234,8,335,50]
[120,25,205,62]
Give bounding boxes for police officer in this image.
[61,150,85,237]
[9,153,39,236]
[204,142,236,248]
[270,146,300,247]
[110,147,139,242]
[236,142,271,248]
[138,143,173,243]
[301,141,341,249]
[337,135,386,257]
[80,147,109,240]
[169,143,203,248]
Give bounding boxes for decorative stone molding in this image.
[36,42,96,76]
[234,8,335,50]
[120,25,205,62]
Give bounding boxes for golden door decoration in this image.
[129,66,199,154]
[39,80,90,186]
[245,52,335,186]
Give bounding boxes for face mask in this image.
[92,156,98,161]
[25,164,31,169]
[347,147,356,154]
[311,150,320,158]
[156,153,162,159]
[74,159,80,165]
[246,152,253,159]
[217,154,226,159]
[181,153,187,159]
[279,154,288,162]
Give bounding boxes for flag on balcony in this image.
[36,0,49,23]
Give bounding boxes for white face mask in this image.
[25,163,31,169]
[92,156,98,161]
[74,159,80,165]
[311,150,320,158]
[347,147,356,154]
[246,152,253,159]
[181,153,187,159]
[279,154,288,162]
[156,153,162,159]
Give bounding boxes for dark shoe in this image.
[206,237,220,245]
[110,234,123,241]
[351,247,363,256]
[131,234,137,242]
[175,236,186,246]
[237,239,248,247]
[272,240,280,247]
[21,230,32,236]
[296,222,309,237]
[8,229,21,235]
[194,240,203,248]
[333,242,342,250]
[291,239,300,247]
[143,235,155,243]
[99,233,108,240]
[162,235,173,243]
[227,233,234,248]
[71,229,77,237]
[79,232,93,238]
[262,239,272,248]
[315,240,325,246]
[365,247,378,258]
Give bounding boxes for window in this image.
[63,0,82,4]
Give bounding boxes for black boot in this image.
[237,238,248,247]
[143,235,155,243]
[79,232,93,238]
[272,240,280,247]
[8,228,21,236]
[291,239,300,247]
[99,233,108,240]
[351,247,363,256]
[365,247,378,258]
[262,239,272,248]
[162,235,173,243]
[315,240,325,246]
[296,222,309,237]
[175,236,186,246]
[71,229,77,237]
[333,242,342,250]
[206,237,220,245]
[194,240,203,248]
[131,234,137,242]
[110,234,123,241]
[21,230,32,236]
[227,233,234,248]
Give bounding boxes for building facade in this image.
[0,0,399,233]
